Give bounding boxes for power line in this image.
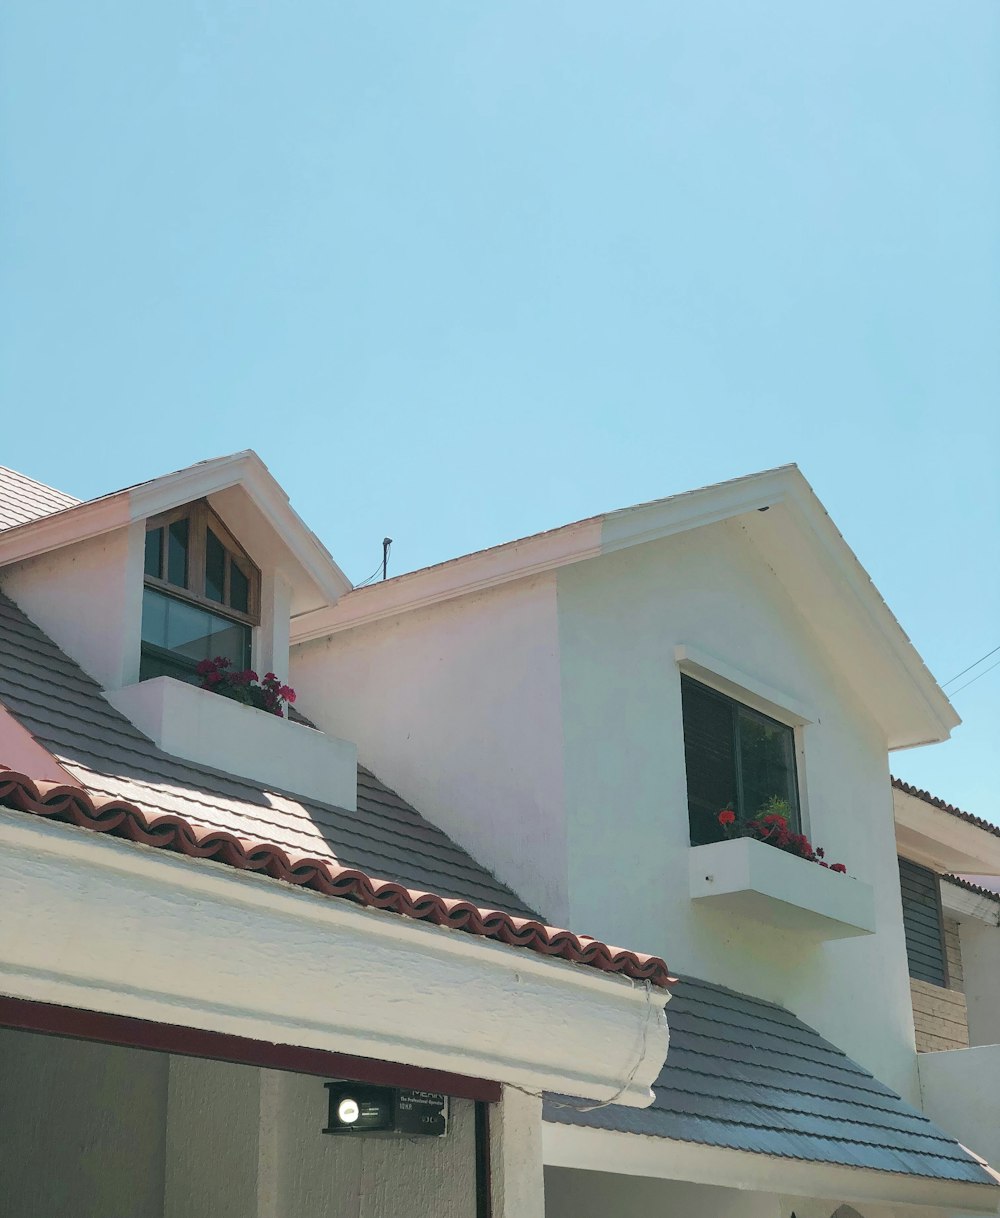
[942,643,1000,688]
[949,655,1000,697]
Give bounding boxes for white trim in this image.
[541,1122,1000,1212]
[0,813,670,1106]
[673,644,816,725]
[940,880,1000,926]
[0,451,351,606]
[289,465,957,750]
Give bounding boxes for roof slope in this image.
[0,768,672,988]
[0,590,529,914]
[545,976,995,1186]
[0,467,79,530]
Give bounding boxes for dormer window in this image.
[140,501,260,683]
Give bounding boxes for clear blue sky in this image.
[1,3,997,818]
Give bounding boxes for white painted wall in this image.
[957,919,1000,1048]
[918,1045,1000,1170]
[290,574,568,922]
[544,1167,781,1218]
[300,519,921,1102]
[1,523,144,689]
[0,1028,168,1218]
[555,523,919,1101]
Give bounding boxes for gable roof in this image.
[0,466,80,530]
[546,975,996,1189]
[0,452,351,614]
[293,465,957,751]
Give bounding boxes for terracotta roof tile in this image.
[891,776,1000,839]
[0,767,675,990]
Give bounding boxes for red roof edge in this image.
[0,767,675,990]
[892,776,1000,840]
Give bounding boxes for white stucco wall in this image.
[1,524,144,689]
[544,1167,972,1218]
[290,574,568,922]
[555,522,919,1101]
[299,519,920,1102]
[957,919,1000,1048]
[0,1028,168,1218]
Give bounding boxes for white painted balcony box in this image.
[108,677,357,811]
[689,836,876,939]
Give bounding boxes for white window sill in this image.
[107,677,357,811]
[689,837,876,940]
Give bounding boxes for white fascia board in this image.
[291,467,790,642]
[288,464,957,752]
[292,518,604,641]
[0,451,351,605]
[940,880,1000,926]
[895,789,1000,877]
[0,812,669,1106]
[542,1123,1000,1212]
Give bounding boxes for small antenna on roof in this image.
[382,537,393,581]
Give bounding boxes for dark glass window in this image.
[141,502,259,685]
[230,561,250,615]
[205,528,226,603]
[898,857,948,987]
[144,527,163,579]
[167,518,189,587]
[140,587,251,683]
[681,676,800,846]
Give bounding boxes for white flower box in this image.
[689,836,876,939]
[108,677,357,811]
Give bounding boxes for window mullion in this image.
[732,706,745,821]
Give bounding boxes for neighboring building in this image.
[0,455,998,1218]
[0,458,672,1218]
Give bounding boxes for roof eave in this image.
[0,451,352,608]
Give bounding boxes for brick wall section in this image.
[912,916,969,1052]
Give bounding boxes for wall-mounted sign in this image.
[323,1083,449,1138]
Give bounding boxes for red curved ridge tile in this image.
[0,767,675,990]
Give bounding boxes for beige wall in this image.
[911,916,970,1053]
[0,1028,168,1218]
[0,1032,479,1218]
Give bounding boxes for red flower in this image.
[718,810,736,826]
[830,863,847,874]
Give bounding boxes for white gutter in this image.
[0,812,669,1106]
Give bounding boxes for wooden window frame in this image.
[143,500,260,627]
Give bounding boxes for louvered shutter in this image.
[898,857,948,987]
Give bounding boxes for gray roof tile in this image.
[545,976,995,1186]
[0,467,79,530]
[0,591,531,915]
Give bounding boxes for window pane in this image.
[737,706,799,827]
[140,587,251,682]
[205,529,226,604]
[230,561,250,614]
[144,528,163,579]
[681,678,738,845]
[167,518,189,588]
[898,858,947,986]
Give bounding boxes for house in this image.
[0,457,672,1218]
[286,462,1000,1216]
[0,454,997,1218]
